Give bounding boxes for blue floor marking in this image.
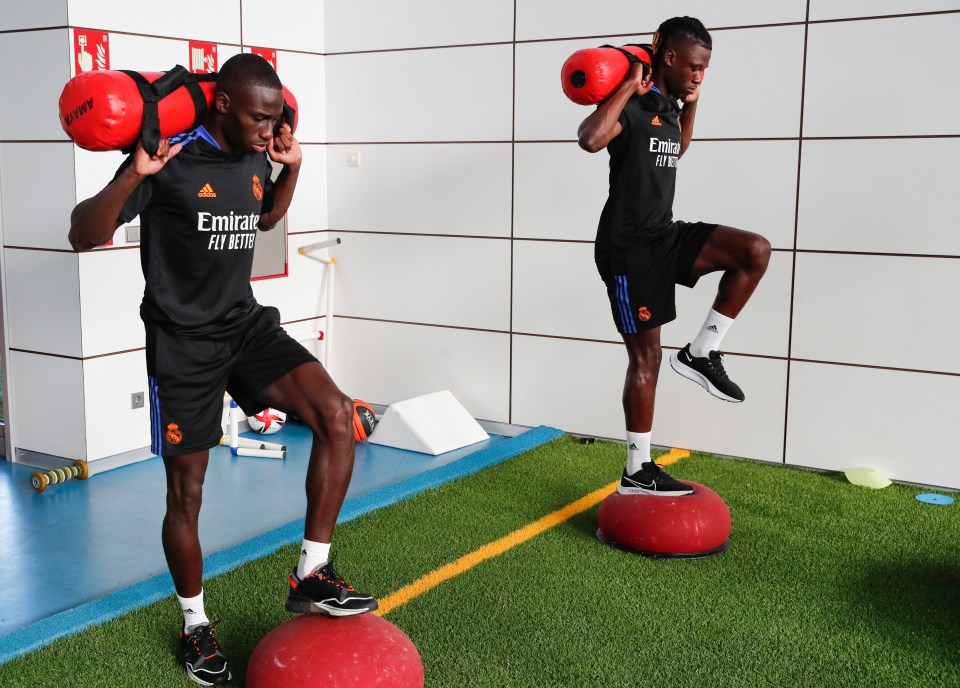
[0,425,564,665]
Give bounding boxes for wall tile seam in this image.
[6,26,328,55]
[323,8,960,55]
[3,9,955,53]
[9,338,959,378]
[317,135,960,145]
[309,234,960,259]
[4,134,957,145]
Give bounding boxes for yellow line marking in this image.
[655,447,690,467]
[374,481,617,616]
[373,446,693,617]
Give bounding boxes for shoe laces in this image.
[308,559,355,592]
[186,622,222,659]
[707,350,730,380]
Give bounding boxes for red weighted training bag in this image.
[561,44,653,105]
[59,65,299,154]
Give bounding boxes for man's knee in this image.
[165,478,203,522]
[627,341,662,381]
[747,234,772,273]
[302,392,353,442]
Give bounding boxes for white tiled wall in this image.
[2,3,958,487]
[327,143,512,235]
[320,5,960,489]
[334,318,510,422]
[325,45,513,142]
[515,0,807,41]
[325,0,514,52]
[797,138,960,255]
[803,14,960,137]
[67,0,241,44]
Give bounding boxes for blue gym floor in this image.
[0,421,563,662]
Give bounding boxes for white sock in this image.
[297,539,331,579]
[690,308,734,358]
[625,431,652,475]
[177,590,209,633]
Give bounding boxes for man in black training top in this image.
[579,17,770,496]
[70,54,376,686]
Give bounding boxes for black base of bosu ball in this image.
[596,481,732,559]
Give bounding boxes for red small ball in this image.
[597,481,731,557]
[247,614,424,688]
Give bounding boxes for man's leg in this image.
[163,450,210,602]
[262,360,377,616]
[672,225,771,402]
[618,328,693,497]
[164,450,232,686]
[691,225,771,319]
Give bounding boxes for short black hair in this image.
[217,53,282,93]
[651,16,712,62]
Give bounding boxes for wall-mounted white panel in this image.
[332,318,510,423]
[797,138,960,255]
[325,0,513,53]
[275,51,325,144]
[327,143,512,236]
[0,0,66,31]
[105,33,186,71]
[10,350,85,459]
[286,144,327,233]
[512,240,619,341]
[242,0,325,54]
[5,248,81,356]
[79,248,144,357]
[786,361,960,489]
[513,142,608,241]
[804,15,960,137]
[0,29,71,140]
[0,143,76,250]
[325,45,513,142]
[516,0,808,41]
[252,232,328,324]
[82,350,150,460]
[667,250,792,358]
[330,232,511,331]
[792,253,960,373]
[673,140,799,250]
[684,25,805,139]
[511,334,787,461]
[809,1,960,20]
[511,335,625,438]
[68,0,241,44]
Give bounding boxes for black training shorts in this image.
[146,306,317,457]
[599,221,717,333]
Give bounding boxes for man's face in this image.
[663,44,711,100]
[219,85,285,154]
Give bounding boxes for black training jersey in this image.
[116,129,275,339]
[595,89,682,264]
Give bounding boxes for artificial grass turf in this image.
[1,436,957,687]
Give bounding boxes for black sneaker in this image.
[670,344,745,402]
[285,561,378,616]
[617,463,694,496]
[177,622,232,686]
